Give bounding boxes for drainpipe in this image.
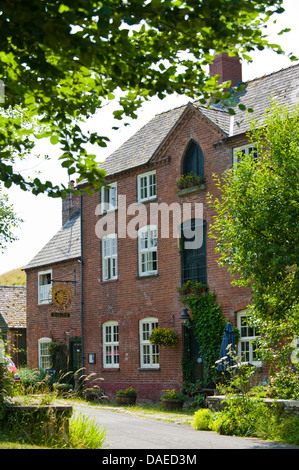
[80,194,84,369]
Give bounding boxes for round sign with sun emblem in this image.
[49,283,72,310]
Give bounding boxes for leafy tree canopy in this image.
[208,103,299,363]
[0,186,22,251]
[0,0,291,197]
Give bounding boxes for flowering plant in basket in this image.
[161,389,185,401]
[116,386,138,397]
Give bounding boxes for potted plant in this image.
[84,386,105,402]
[116,386,138,405]
[176,172,205,191]
[161,389,185,410]
[149,327,178,347]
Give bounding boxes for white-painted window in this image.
[137,170,156,202]
[233,143,258,167]
[237,310,261,365]
[38,270,52,304]
[103,321,119,368]
[138,225,157,276]
[38,337,52,370]
[139,318,159,368]
[101,182,117,213]
[102,234,118,280]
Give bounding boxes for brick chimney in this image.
[209,52,242,88]
[62,180,81,226]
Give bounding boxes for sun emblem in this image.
[49,283,72,310]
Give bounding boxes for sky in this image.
[0,0,298,276]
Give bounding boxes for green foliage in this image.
[149,327,178,347]
[0,0,289,198]
[116,386,138,397]
[177,280,207,296]
[183,293,225,385]
[177,172,205,190]
[0,362,14,415]
[192,408,213,430]
[209,396,299,446]
[161,389,185,401]
[192,394,299,446]
[208,103,299,366]
[68,412,106,449]
[49,341,67,373]
[0,187,22,251]
[0,267,26,286]
[268,366,299,400]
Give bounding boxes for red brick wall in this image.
[80,108,252,400]
[209,52,242,88]
[26,260,81,369]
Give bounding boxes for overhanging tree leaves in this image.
[0,0,291,197]
[0,186,22,252]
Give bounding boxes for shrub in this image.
[268,366,299,400]
[192,408,213,430]
[68,412,106,449]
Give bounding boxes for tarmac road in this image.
[73,404,297,450]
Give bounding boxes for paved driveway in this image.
[73,404,296,450]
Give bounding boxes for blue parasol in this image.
[217,322,236,372]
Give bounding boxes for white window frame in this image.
[103,321,119,369]
[137,170,156,202]
[139,318,159,369]
[101,182,117,213]
[102,234,118,281]
[237,310,261,366]
[233,143,258,167]
[138,225,158,276]
[38,269,52,305]
[38,337,52,370]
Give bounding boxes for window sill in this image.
[138,367,160,372]
[101,368,120,372]
[99,279,118,284]
[136,273,158,280]
[177,183,206,196]
[137,196,157,204]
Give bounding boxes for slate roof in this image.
[24,210,81,270]
[101,62,299,177]
[101,105,187,176]
[220,63,299,136]
[0,285,26,329]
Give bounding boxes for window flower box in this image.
[176,172,206,196]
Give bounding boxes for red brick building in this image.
[25,55,299,400]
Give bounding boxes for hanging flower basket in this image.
[149,328,178,347]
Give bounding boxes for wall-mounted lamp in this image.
[180,307,190,320]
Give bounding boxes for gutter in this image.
[80,195,84,369]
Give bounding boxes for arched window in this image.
[182,140,204,178]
